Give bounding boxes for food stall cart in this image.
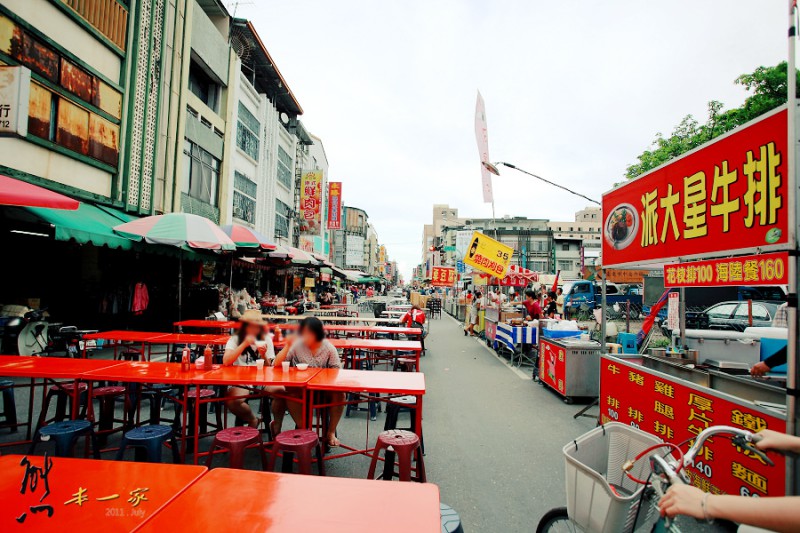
[600,105,795,496]
[477,265,538,347]
[538,337,601,402]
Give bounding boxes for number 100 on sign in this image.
[663,252,788,288]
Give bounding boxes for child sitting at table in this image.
[222,310,277,428]
[272,317,345,447]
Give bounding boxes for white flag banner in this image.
[474,91,493,203]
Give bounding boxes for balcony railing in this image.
[60,0,128,51]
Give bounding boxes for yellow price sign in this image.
[462,231,514,278]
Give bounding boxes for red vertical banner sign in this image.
[600,356,786,497]
[327,182,342,229]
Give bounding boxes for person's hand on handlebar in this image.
[658,484,706,519]
[753,429,800,455]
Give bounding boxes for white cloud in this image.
[239,0,786,278]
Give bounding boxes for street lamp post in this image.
[482,161,601,205]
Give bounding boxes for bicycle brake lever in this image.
[733,435,775,467]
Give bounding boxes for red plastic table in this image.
[187,365,322,464]
[135,468,441,532]
[82,361,204,461]
[272,338,423,371]
[0,356,125,443]
[307,368,426,462]
[172,320,238,332]
[0,454,206,531]
[82,331,169,360]
[83,331,229,361]
[278,323,423,338]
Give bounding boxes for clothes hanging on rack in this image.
[132,282,150,315]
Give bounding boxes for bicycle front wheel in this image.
[536,507,579,533]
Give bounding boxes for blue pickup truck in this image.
[562,280,643,318]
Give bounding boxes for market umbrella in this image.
[221,223,277,250]
[0,174,79,210]
[114,213,236,320]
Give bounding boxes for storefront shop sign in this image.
[431,266,456,287]
[539,340,566,395]
[663,252,789,288]
[327,182,342,229]
[462,231,514,278]
[0,65,30,136]
[304,277,315,288]
[299,171,322,235]
[600,356,786,497]
[602,108,789,267]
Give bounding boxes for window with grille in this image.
[558,260,573,271]
[275,199,291,237]
[233,171,257,225]
[277,146,292,189]
[236,103,259,160]
[181,139,220,206]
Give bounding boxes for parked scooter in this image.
[0,307,96,357]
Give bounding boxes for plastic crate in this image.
[543,329,582,340]
[563,423,663,533]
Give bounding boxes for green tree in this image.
[625,62,800,180]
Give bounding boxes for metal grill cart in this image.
[538,338,601,403]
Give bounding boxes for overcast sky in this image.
[237,1,787,279]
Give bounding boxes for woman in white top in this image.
[222,310,275,428]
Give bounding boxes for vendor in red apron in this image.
[400,305,427,351]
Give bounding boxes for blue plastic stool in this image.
[617,332,638,354]
[29,420,100,458]
[0,379,18,432]
[440,503,464,533]
[116,425,180,463]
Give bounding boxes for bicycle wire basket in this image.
[563,422,664,533]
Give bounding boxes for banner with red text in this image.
[600,355,785,497]
[664,252,789,288]
[602,108,789,267]
[327,182,342,229]
[431,266,456,286]
[299,170,322,234]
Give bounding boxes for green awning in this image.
[25,203,136,250]
[320,267,333,275]
[357,276,381,283]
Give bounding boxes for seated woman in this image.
[272,317,344,447]
[222,310,275,428]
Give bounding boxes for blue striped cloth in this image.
[495,323,537,352]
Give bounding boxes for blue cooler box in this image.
[542,329,582,340]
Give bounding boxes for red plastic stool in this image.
[36,382,88,431]
[367,429,426,482]
[206,427,267,469]
[269,429,325,475]
[185,388,222,437]
[392,357,417,372]
[91,386,128,446]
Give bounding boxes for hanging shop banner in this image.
[475,91,494,204]
[345,235,364,267]
[602,108,789,267]
[462,231,514,278]
[600,355,785,497]
[299,170,323,234]
[667,292,679,331]
[663,252,789,288]
[431,266,456,287]
[0,65,30,136]
[327,182,342,229]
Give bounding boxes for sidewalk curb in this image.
[445,314,531,380]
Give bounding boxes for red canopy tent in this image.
[0,174,79,210]
[477,264,539,287]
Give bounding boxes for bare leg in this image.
[284,388,304,428]
[270,397,286,436]
[226,387,258,427]
[325,392,346,447]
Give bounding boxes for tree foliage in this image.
[624,62,800,180]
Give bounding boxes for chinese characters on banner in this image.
[663,252,789,288]
[600,356,785,497]
[462,231,514,278]
[327,182,342,230]
[0,66,31,136]
[299,170,322,234]
[602,109,788,267]
[431,266,456,287]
